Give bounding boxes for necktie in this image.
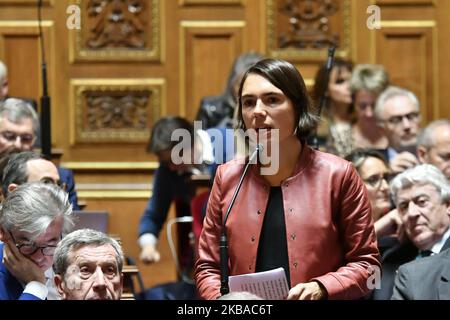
[416,250,433,259]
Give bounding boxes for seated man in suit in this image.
[0,182,74,300]
[0,98,79,209]
[53,228,123,300]
[392,247,450,300]
[373,164,450,299]
[138,116,234,267]
[2,151,63,199]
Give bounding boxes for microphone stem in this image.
[220,146,260,296]
[312,44,337,150]
[38,0,51,159]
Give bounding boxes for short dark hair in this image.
[345,148,388,175]
[236,59,318,141]
[2,151,41,196]
[312,58,353,112]
[147,116,194,154]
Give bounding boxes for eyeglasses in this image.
[8,231,59,256]
[386,112,420,125]
[0,131,34,144]
[363,172,395,189]
[40,177,68,192]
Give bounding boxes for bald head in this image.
[26,158,60,184]
[417,119,450,180]
[2,151,61,197]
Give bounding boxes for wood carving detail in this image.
[278,0,339,49]
[86,0,146,49]
[85,91,150,130]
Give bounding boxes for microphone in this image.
[310,43,337,150]
[38,0,51,159]
[220,144,261,295]
[325,45,336,71]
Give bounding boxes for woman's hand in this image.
[139,244,161,264]
[375,208,405,240]
[287,281,327,300]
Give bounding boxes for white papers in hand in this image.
[229,267,289,300]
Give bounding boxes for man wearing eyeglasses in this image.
[0,182,73,300]
[375,86,421,174]
[372,164,450,299]
[0,98,37,155]
[0,98,80,210]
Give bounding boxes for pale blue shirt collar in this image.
[431,227,450,254]
[387,147,398,162]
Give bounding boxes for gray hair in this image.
[350,64,389,95]
[0,98,40,136]
[417,119,450,149]
[0,60,6,82]
[0,182,74,239]
[374,86,420,122]
[53,228,124,276]
[2,151,41,196]
[390,164,450,204]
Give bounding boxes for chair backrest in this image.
[71,210,109,233]
[190,190,210,244]
[166,216,195,284]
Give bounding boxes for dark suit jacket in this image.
[57,167,80,210]
[372,236,450,300]
[392,247,450,300]
[195,95,234,129]
[0,243,41,300]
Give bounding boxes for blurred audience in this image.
[196,52,263,129]
[0,98,80,209]
[138,116,233,268]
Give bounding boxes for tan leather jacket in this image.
[195,145,380,300]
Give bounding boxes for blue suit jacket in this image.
[0,243,41,300]
[138,127,234,238]
[57,167,80,210]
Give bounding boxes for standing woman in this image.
[313,58,354,157]
[195,59,380,300]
